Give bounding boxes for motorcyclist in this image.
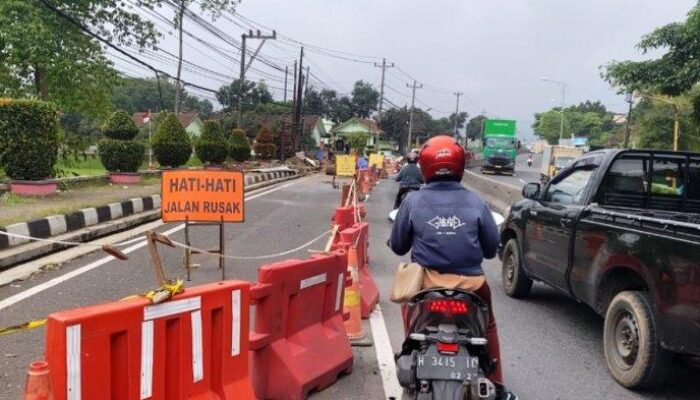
[527,153,533,167]
[393,152,423,209]
[389,135,518,400]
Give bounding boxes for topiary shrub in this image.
[99,109,144,173]
[228,128,251,162]
[152,113,192,167]
[98,140,145,172]
[195,121,227,165]
[0,99,59,180]
[254,126,276,160]
[103,109,139,141]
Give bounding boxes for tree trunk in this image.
[173,0,185,116]
[34,65,49,100]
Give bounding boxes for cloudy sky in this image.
[119,0,698,139]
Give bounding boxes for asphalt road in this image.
[1,173,698,399]
[477,153,542,188]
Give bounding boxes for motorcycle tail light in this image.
[426,299,469,315]
[437,342,459,354]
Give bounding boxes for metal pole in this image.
[237,34,246,127]
[453,91,463,138]
[148,116,153,168]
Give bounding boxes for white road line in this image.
[519,178,527,184]
[369,306,403,400]
[0,178,305,311]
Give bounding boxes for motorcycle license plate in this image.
[416,354,479,381]
[494,165,502,169]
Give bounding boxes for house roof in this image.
[132,112,201,128]
[332,117,384,135]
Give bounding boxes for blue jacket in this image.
[394,163,423,188]
[389,181,499,276]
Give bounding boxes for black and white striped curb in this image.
[0,195,162,250]
[0,169,298,251]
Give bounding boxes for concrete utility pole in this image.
[173,1,186,116]
[293,47,305,151]
[238,29,277,126]
[453,91,463,139]
[623,92,633,149]
[284,66,289,102]
[374,58,395,151]
[406,80,423,152]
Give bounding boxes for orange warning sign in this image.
[161,170,245,223]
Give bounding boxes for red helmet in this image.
[418,135,466,183]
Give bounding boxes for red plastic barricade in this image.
[249,251,353,399]
[331,206,356,233]
[334,223,379,319]
[45,281,255,400]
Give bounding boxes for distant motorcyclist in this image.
[393,152,423,209]
[527,153,533,168]
[389,135,518,400]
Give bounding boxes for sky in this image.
[115,0,698,139]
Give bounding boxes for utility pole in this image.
[173,1,186,116]
[453,91,463,140]
[406,80,422,152]
[283,66,289,102]
[293,47,304,152]
[238,29,277,126]
[374,58,395,151]
[304,66,310,97]
[623,92,633,149]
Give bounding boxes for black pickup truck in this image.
[498,149,700,389]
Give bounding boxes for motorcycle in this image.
[396,288,498,399]
[526,158,533,168]
[389,187,420,221]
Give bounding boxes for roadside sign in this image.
[336,155,356,177]
[161,170,245,223]
[368,153,384,168]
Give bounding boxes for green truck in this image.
[481,119,518,175]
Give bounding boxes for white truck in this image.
[540,145,584,184]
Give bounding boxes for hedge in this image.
[152,113,192,167]
[253,126,276,160]
[195,121,227,165]
[0,98,59,180]
[98,140,145,172]
[229,128,251,162]
[102,109,139,141]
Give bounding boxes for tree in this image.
[111,77,212,114]
[216,79,274,112]
[466,115,487,141]
[346,132,369,152]
[98,109,145,173]
[380,107,411,150]
[533,110,572,144]
[449,112,469,134]
[195,121,227,165]
[351,80,380,118]
[303,88,326,116]
[228,128,251,162]
[254,127,276,160]
[151,113,192,167]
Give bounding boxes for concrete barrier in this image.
[462,170,523,213]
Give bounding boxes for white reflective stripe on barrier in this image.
[140,320,154,399]
[66,324,81,400]
[191,310,204,382]
[335,272,344,312]
[231,289,241,356]
[144,297,201,320]
[300,273,327,290]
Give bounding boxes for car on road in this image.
[498,149,700,390]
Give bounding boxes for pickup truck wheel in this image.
[604,291,671,389]
[501,239,533,298]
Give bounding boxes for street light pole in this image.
[641,94,681,151]
[541,77,568,143]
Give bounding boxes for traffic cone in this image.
[23,360,52,400]
[344,246,372,346]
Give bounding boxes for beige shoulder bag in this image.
[390,262,424,303]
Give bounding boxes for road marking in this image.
[0,178,306,311]
[519,178,527,184]
[369,306,403,400]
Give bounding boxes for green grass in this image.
[57,157,106,176]
[0,192,38,206]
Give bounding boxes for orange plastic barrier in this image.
[334,223,380,319]
[249,251,353,400]
[45,281,254,400]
